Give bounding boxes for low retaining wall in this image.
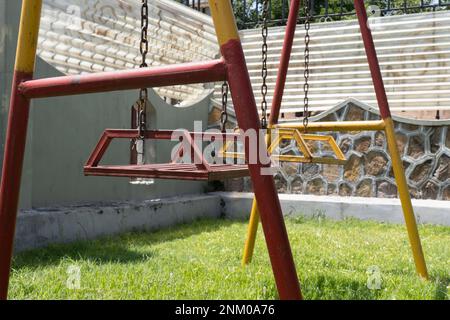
[218,192,450,226]
[15,192,449,252]
[15,194,222,252]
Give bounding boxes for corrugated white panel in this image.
[38,0,219,106]
[214,10,450,120]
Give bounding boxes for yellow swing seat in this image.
[220,127,346,165]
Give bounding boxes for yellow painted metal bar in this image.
[384,117,429,279]
[243,128,347,264]
[208,0,263,267]
[292,131,313,159]
[15,0,43,73]
[242,199,260,265]
[242,131,272,265]
[271,155,346,165]
[328,137,346,161]
[208,0,240,46]
[271,155,345,164]
[274,120,385,132]
[301,134,332,141]
[301,134,346,162]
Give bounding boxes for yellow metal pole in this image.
[242,130,272,265]
[274,120,385,131]
[384,118,429,279]
[242,199,260,265]
[14,0,43,74]
[208,0,240,46]
[242,120,385,265]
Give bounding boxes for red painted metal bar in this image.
[19,59,227,99]
[269,0,301,125]
[221,38,302,300]
[85,163,249,181]
[353,0,391,119]
[95,129,242,140]
[0,71,33,300]
[0,0,43,299]
[87,129,243,167]
[354,0,428,278]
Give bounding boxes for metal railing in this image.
[181,0,209,13]
[181,0,450,29]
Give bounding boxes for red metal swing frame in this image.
[0,0,428,301]
[0,0,303,300]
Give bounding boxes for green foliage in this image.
[9,217,449,300]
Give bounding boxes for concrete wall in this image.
[218,192,450,226]
[0,1,209,210]
[15,194,222,252]
[14,191,450,252]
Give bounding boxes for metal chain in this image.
[220,81,229,133]
[260,0,270,129]
[138,0,149,140]
[303,0,311,131]
[140,0,149,69]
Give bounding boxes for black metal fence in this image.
[182,0,209,13]
[181,0,450,29]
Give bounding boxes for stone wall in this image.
[224,99,450,201]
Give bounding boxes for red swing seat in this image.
[84,129,249,181]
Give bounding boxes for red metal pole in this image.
[241,0,302,267]
[216,29,302,302]
[269,0,301,125]
[353,0,391,119]
[0,73,32,301]
[354,0,429,278]
[19,59,227,99]
[208,0,302,299]
[0,0,42,300]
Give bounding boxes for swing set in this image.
[0,0,428,300]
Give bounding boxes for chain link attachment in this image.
[137,0,149,143]
[303,0,311,131]
[140,0,149,68]
[220,81,229,133]
[260,0,270,129]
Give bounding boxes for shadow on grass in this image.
[12,218,235,270]
[122,218,236,247]
[433,273,450,300]
[303,274,383,300]
[12,241,155,270]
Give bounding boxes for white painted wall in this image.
[0,1,210,209]
[215,10,450,120]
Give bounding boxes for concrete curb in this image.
[15,194,222,252]
[215,192,450,226]
[14,192,449,252]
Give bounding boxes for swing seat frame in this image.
[220,127,347,165]
[84,129,249,181]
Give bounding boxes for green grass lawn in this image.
[9,216,450,300]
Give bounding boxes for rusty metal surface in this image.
[84,129,249,181]
[19,59,227,98]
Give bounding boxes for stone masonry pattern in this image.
[223,100,450,200]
